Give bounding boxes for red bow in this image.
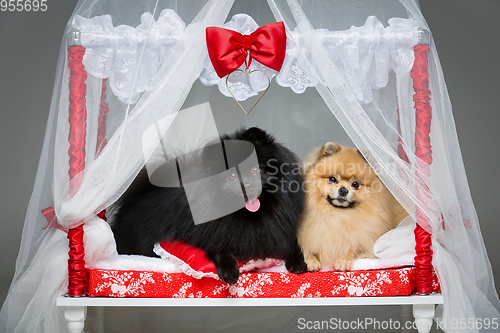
[206,21,287,78]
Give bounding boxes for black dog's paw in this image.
[286,258,308,274]
[217,264,240,284]
[211,253,240,284]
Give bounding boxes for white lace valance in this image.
[318,16,420,103]
[73,11,419,104]
[73,9,186,104]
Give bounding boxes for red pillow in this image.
[154,239,283,280]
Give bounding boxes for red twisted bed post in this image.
[66,41,88,297]
[66,34,110,296]
[411,30,435,295]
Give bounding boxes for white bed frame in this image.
[57,28,441,333]
[57,294,443,333]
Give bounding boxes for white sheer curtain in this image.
[1,0,498,332]
[0,1,236,331]
[268,0,500,331]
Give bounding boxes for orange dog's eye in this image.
[328,176,337,184]
[351,181,360,189]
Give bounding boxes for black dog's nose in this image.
[338,187,349,196]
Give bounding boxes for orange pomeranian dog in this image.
[298,143,408,272]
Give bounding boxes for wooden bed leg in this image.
[64,306,87,333]
[413,304,435,333]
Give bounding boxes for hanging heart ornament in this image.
[225,69,271,115]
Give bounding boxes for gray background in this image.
[0,0,499,332]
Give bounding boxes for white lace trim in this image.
[74,13,419,104]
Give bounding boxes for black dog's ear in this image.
[242,127,273,144]
[319,142,342,158]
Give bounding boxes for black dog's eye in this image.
[328,176,337,184]
[351,181,360,189]
[252,166,260,175]
[229,173,237,181]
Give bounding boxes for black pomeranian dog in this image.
[112,127,306,284]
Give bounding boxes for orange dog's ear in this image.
[303,143,343,172]
[319,142,342,159]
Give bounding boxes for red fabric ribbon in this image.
[206,21,287,78]
[41,206,69,233]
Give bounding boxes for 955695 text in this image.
[1,0,48,12]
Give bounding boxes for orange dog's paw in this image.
[305,257,322,272]
[334,258,353,271]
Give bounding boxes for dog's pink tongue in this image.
[245,199,260,212]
